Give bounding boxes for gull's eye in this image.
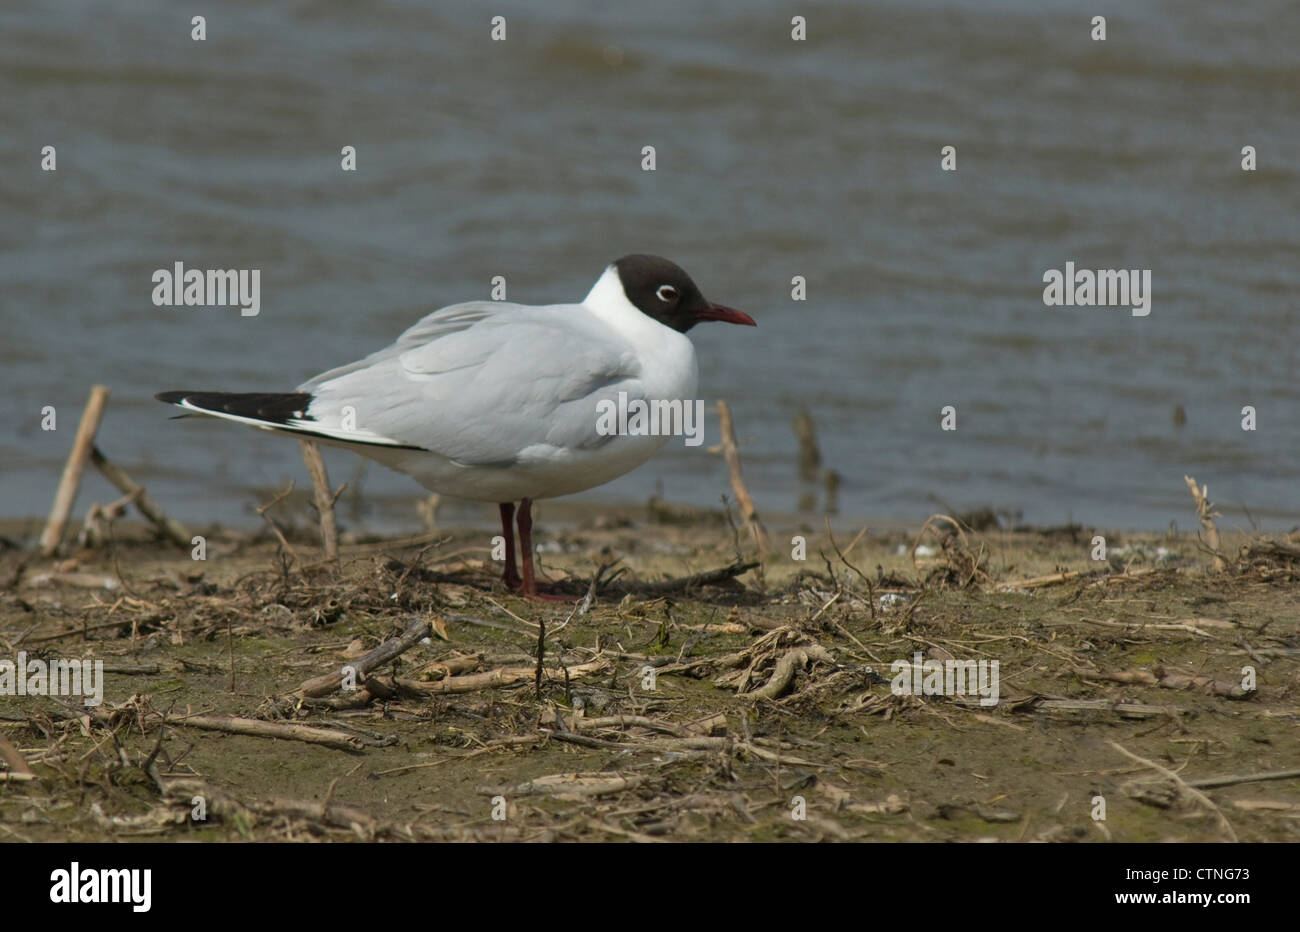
[656,284,678,303]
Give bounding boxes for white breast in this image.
[355,269,701,502]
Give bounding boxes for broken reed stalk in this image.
[793,408,821,481]
[716,399,771,555]
[1186,767,1300,790]
[39,384,111,556]
[76,491,137,550]
[400,658,609,695]
[1089,667,1251,699]
[639,559,759,595]
[535,616,546,699]
[90,447,191,547]
[294,616,433,698]
[1108,739,1237,842]
[174,714,364,752]
[299,439,339,562]
[256,481,299,559]
[1184,475,1226,572]
[823,469,840,514]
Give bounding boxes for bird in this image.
[157,254,756,599]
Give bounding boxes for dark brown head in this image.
[612,254,756,333]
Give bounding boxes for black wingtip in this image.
[152,391,316,424]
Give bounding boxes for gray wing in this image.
[295,302,644,464]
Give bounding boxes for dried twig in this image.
[638,560,759,595]
[574,715,689,737]
[256,481,299,561]
[1065,616,1231,638]
[1001,567,1165,591]
[477,772,647,798]
[826,516,875,619]
[578,560,620,615]
[535,615,546,699]
[910,513,989,588]
[1187,768,1300,790]
[40,384,111,556]
[793,408,821,481]
[173,714,364,751]
[90,447,191,547]
[1184,476,1226,572]
[1089,667,1253,699]
[293,616,433,698]
[401,658,610,695]
[1110,740,1237,842]
[716,400,770,555]
[1028,699,1184,718]
[1001,570,1085,590]
[300,440,340,562]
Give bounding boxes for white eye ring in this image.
[656,285,678,302]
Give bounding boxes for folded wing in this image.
[298,302,647,465]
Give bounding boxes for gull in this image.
[158,254,756,599]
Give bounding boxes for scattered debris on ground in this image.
[2,506,1298,842]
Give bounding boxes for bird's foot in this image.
[505,577,576,603]
[521,589,577,603]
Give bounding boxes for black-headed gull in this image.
[158,254,755,598]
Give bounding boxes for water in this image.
[2,0,1297,534]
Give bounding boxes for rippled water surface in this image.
[2,0,1297,532]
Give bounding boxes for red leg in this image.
[517,498,538,594]
[498,502,521,590]
[515,498,572,602]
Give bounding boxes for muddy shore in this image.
[1,502,1298,842]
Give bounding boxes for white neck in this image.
[583,265,634,314]
[582,265,698,399]
[582,265,669,343]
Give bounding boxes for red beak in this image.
[695,303,756,326]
